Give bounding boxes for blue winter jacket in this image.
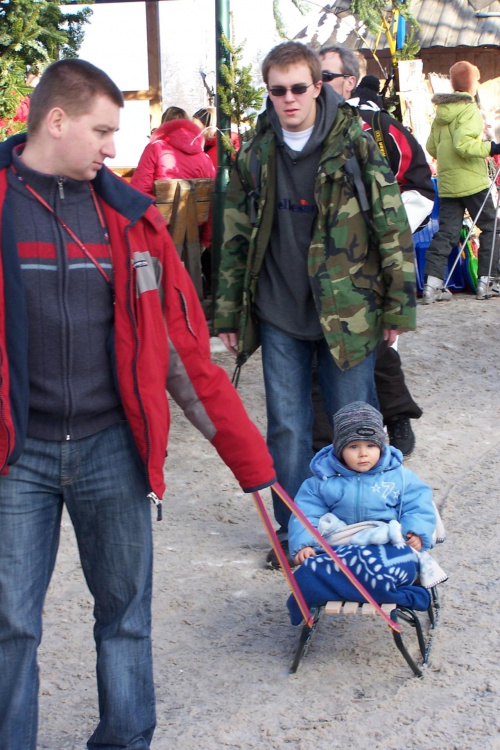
[289,444,436,556]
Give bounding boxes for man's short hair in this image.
[319,45,360,81]
[261,41,321,85]
[28,59,124,137]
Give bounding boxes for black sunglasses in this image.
[267,82,315,97]
[321,71,351,82]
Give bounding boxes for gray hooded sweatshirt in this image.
[254,84,341,338]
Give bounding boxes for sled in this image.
[252,484,445,680]
[290,585,440,678]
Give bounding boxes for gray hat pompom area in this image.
[332,401,386,457]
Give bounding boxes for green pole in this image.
[210,0,231,328]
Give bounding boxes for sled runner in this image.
[290,585,440,678]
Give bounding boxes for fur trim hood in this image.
[431,92,474,107]
[430,92,476,126]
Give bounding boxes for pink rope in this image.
[252,491,314,628]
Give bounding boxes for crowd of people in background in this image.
[1,37,499,750]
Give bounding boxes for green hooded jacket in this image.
[214,102,416,371]
[426,92,491,198]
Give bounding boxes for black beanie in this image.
[358,75,381,93]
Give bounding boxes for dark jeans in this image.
[0,423,155,749]
[425,188,500,279]
[260,321,378,533]
[312,341,422,452]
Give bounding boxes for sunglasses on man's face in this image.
[321,71,351,82]
[267,82,315,97]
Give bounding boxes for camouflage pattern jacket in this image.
[214,104,416,371]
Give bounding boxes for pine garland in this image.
[217,33,265,152]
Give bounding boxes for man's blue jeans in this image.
[0,423,156,750]
[260,322,378,534]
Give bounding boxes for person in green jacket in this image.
[423,60,500,303]
[214,41,416,567]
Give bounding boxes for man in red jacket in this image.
[0,59,275,750]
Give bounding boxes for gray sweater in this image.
[8,149,124,441]
[254,85,341,338]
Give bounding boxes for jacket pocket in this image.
[350,240,386,304]
[322,171,371,266]
[133,252,162,298]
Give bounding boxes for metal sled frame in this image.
[290,586,440,678]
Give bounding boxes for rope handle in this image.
[252,490,314,628]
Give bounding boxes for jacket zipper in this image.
[124,225,160,519]
[55,182,74,440]
[356,474,361,523]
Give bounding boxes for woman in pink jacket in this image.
[131,111,215,253]
[131,116,215,198]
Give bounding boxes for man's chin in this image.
[89,162,104,179]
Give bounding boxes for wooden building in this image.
[295,0,500,139]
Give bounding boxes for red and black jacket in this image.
[0,133,275,499]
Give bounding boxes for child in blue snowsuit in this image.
[287,401,437,625]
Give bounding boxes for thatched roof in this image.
[295,0,500,51]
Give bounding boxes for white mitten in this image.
[318,512,347,538]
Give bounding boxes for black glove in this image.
[490,142,500,156]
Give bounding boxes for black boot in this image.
[386,416,415,457]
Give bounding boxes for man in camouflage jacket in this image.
[215,42,416,561]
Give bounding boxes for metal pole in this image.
[210,0,232,328]
[485,177,500,291]
[443,165,500,289]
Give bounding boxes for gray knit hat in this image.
[332,401,386,457]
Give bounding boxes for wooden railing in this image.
[154,178,214,301]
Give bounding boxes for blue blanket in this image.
[287,543,431,626]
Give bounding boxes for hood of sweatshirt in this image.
[150,119,205,155]
[266,83,342,160]
[430,91,476,126]
[310,442,403,479]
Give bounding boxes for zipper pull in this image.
[58,178,65,199]
[148,491,163,521]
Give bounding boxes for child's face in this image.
[341,440,381,472]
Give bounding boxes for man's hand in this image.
[384,329,404,347]
[218,332,238,354]
[294,546,317,565]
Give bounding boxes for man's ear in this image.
[313,80,323,98]
[344,76,357,97]
[46,107,66,139]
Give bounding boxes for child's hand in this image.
[406,532,422,551]
[294,547,316,565]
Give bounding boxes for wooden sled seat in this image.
[291,586,440,678]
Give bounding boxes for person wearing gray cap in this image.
[289,401,436,565]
